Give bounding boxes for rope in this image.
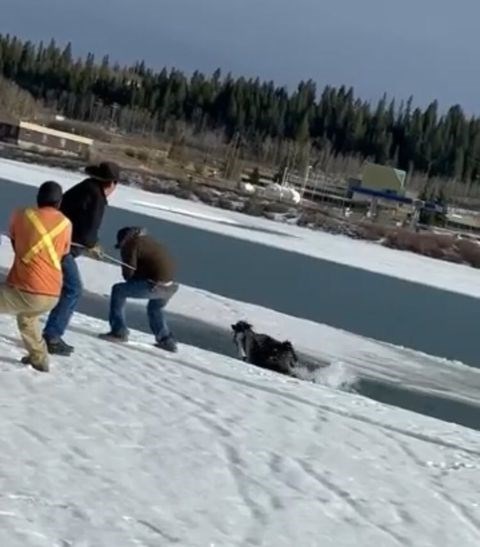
[71,242,136,271]
[2,231,178,300]
[2,231,136,271]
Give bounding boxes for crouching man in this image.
[99,227,178,352]
[0,182,72,372]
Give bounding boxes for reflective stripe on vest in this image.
[21,209,69,270]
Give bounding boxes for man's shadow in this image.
[77,289,239,359]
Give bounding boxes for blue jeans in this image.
[109,279,171,341]
[43,254,83,340]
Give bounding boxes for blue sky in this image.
[1,0,477,112]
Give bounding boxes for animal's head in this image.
[231,321,253,361]
[231,321,253,334]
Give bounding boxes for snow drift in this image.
[1,312,480,546]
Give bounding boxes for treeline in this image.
[0,33,479,183]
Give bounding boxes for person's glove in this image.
[149,281,179,303]
[85,244,104,260]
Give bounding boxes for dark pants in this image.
[43,254,82,340]
[109,279,171,341]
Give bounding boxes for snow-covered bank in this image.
[1,311,480,546]
[2,158,480,300]
[1,241,479,414]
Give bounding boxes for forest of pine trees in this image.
[0,33,479,185]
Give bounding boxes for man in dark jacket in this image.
[43,161,120,355]
[99,226,178,353]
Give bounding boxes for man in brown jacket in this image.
[99,227,178,352]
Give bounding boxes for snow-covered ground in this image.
[1,311,480,546]
[1,159,480,544]
[2,157,480,300]
[1,309,480,547]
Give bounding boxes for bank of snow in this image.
[1,240,479,419]
[2,158,480,300]
[1,311,480,546]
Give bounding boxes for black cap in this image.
[37,181,63,208]
[115,226,144,248]
[85,161,120,182]
[115,227,130,248]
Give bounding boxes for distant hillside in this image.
[0,33,479,187]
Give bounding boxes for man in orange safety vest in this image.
[0,181,72,372]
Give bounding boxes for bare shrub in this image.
[0,76,44,120]
[194,163,207,176]
[455,239,480,268]
[357,222,390,241]
[384,230,457,259]
[136,149,149,162]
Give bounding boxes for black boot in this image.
[45,337,74,356]
[21,356,49,373]
[98,331,129,343]
[155,336,178,353]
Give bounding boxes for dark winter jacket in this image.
[117,227,175,283]
[60,178,107,255]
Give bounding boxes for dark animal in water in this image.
[231,321,298,375]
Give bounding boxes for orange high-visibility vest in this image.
[21,208,70,270]
[7,207,72,296]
